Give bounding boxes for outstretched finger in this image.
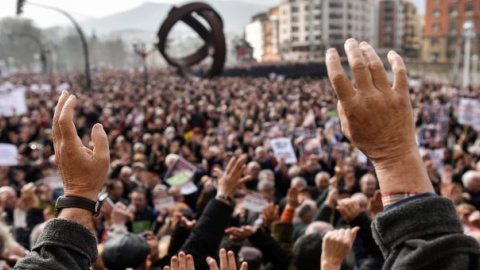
[344,39,374,91]
[52,91,69,141]
[359,42,390,91]
[225,157,237,174]
[206,257,220,270]
[351,226,360,240]
[171,256,179,270]
[326,48,355,101]
[388,51,408,94]
[186,254,195,270]
[219,249,228,270]
[178,252,187,270]
[239,262,248,270]
[58,95,79,142]
[91,123,110,161]
[227,251,237,270]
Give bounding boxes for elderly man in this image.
[359,173,377,198]
[462,170,480,210]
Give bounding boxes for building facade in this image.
[423,0,480,63]
[278,0,376,61]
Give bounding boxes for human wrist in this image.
[372,149,434,194]
[321,259,341,270]
[57,208,92,229]
[64,191,99,202]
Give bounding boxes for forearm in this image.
[373,150,434,194]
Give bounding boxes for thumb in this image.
[351,226,360,241]
[91,124,110,161]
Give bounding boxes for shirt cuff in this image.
[383,192,438,212]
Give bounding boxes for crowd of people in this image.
[0,39,479,270]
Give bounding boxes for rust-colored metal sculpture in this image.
[157,2,226,79]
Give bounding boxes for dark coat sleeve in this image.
[372,196,480,270]
[15,219,97,270]
[180,199,233,270]
[349,212,383,259]
[248,227,291,270]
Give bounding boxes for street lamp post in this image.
[473,54,479,85]
[463,21,476,88]
[17,1,91,90]
[133,41,156,89]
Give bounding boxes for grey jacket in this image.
[372,196,480,270]
[15,219,97,270]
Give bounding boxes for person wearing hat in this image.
[103,233,151,270]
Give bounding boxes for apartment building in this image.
[277,0,376,61]
[422,0,480,63]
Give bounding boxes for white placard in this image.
[0,88,27,117]
[458,98,477,126]
[271,137,297,164]
[243,193,268,213]
[180,181,198,195]
[42,175,63,190]
[0,144,18,166]
[154,196,175,210]
[473,107,480,131]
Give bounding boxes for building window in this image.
[448,37,457,47]
[449,21,457,34]
[292,16,299,22]
[431,38,439,47]
[433,0,441,3]
[432,9,441,17]
[385,7,394,13]
[289,0,297,2]
[449,6,458,15]
[314,14,321,20]
[385,25,393,32]
[292,26,299,32]
[305,5,310,11]
[292,37,299,42]
[314,4,321,10]
[385,16,393,21]
[384,34,392,41]
[315,35,321,40]
[432,23,440,32]
[329,13,342,19]
[305,26,310,31]
[430,53,439,61]
[465,4,474,12]
[291,6,299,12]
[329,2,342,8]
[329,24,342,30]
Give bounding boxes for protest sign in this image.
[299,135,322,158]
[164,156,197,186]
[0,144,18,166]
[243,192,269,213]
[154,196,175,210]
[271,137,297,164]
[0,88,27,117]
[458,98,477,126]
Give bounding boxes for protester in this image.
[0,38,478,269]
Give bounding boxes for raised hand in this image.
[321,227,360,270]
[367,190,383,219]
[224,226,257,241]
[52,92,110,201]
[261,203,279,228]
[286,187,301,209]
[164,252,195,270]
[214,155,251,198]
[337,198,362,222]
[206,249,248,270]
[326,39,433,194]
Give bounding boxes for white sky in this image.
[0,0,425,29]
[0,0,279,28]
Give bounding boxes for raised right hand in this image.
[52,92,110,201]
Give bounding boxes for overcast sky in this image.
[0,0,425,29]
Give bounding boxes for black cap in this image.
[102,233,150,270]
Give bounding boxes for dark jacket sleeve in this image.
[372,196,480,270]
[181,199,233,270]
[349,212,382,258]
[15,219,97,270]
[248,227,290,270]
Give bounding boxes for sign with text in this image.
[0,88,27,117]
[458,98,477,126]
[154,196,175,210]
[0,144,18,166]
[271,137,297,164]
[243,192,269,213]
[164,157,197,186]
